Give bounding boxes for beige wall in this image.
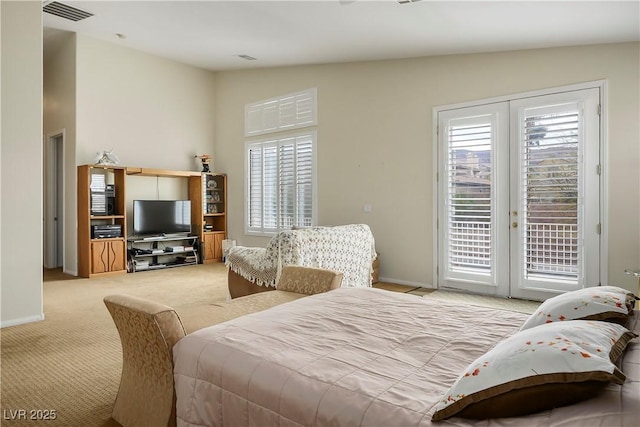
[43,31,76,274]
[1,1,43,326]
[75,34,216,169]
[214,42,640,291]
[42,34,217,275]
[125,176,190,237]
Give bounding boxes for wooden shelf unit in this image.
[189,173,227,263]
[78,165,127,278]
[78,165,228,277]
[125,167,201,178]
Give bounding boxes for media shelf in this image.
[189,173,227,263]
[78,165,228,278]
[128,235,199,273]
[78,165,127,278]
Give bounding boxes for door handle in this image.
[512,222,518,228]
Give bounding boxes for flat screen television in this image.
[133,200,191,237]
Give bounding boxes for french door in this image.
[437,87,601,300]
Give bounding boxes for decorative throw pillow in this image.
[520,286,637,331]
[276,266,343,295]
[431,320,637,421]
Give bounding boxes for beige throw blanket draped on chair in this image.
[225,224,377,289]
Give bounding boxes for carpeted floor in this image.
[423,290,541,314]
[1,263,236,427]
[1,266,539,426]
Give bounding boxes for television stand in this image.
[162,233,190,238]
[128,235,199,273]
[141,235,164,241]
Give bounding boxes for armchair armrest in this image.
[276,265,343,295]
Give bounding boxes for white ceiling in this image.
[43,0,640,72]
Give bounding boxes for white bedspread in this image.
[173,288,639,427]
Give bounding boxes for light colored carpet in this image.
[423,289,541,314]
[1,263,236,427]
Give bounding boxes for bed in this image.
[173,287,639,427]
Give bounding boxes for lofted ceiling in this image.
[43,0,640,72]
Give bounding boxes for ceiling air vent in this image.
[43,1,94,22]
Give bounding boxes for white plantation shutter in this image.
[279,143,295,228]
[520,105,580,282]
[245,89,317,137]
[511,88,600,295]
[296,138,314,226]
[245,89,317,235]
[247,146,263,228]
[263,145,278,229]
[438,103,510,294]
[448,122,492,272]
[447,119,493,273]
[278,136,314,229]
[246,133,316,234]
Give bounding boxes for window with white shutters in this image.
[437,85,601,300]
[245,89,317,137]
[447,119,493,274]
[520,105,580,282]
[245,89,317,235]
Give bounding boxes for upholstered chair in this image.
[103,294,186,427]
[226,224,377,298]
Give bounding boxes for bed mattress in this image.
[173,287,639,426]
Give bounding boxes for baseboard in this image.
[1,313,45,328]
[378,276,433,288]
[63,268,78,277]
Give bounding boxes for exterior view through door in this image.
[436,85,602,301]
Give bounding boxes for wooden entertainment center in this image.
[77,164,227,278]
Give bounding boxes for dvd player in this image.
[92,224,122,239]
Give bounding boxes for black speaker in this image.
[107,197,115,215]
[105,185,116,215]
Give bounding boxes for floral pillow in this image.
[431,320,637,421]
[520,286,637,331]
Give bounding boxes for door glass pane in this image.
[521,106,580,283]
[447,120,493,274]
